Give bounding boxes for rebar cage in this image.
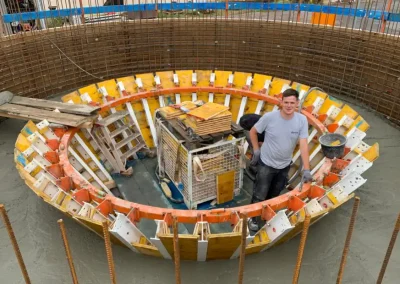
[157,119,245,209]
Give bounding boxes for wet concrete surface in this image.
[1,103,399,284]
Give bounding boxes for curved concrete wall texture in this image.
[0,8,399,127]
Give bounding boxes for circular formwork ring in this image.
[59,86,327,225]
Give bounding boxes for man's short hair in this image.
[282,89,299,100]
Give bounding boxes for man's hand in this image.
[302,169,313,183]
[250,149,261,167]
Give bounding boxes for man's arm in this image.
[250,127,260,151]
[299,138,310,170]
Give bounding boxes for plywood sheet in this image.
[217,171,235,204]
[206,232,241,260]
[187,102,228,120]
[158,234,199,260]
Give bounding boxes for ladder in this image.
[93,110,147,173]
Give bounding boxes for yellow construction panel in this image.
[217,170,235,204]
[97,79,119,98]
[131,101,154,147]
[298,89,328,108]
[233,72,251,89]
[61,91,82,104]
[229,95,242,123]
[15,134,31,152]
[135,73,155,91]
[213,93,226,105]
[291,82,310,93]
[187,102,228,120]
[245,242,269,255]
[334,104,359,122]
[156,71,175,89]
[116,76,138,94]
[269,77,291,96]
[206,232,241,260]
[251,73,272,93]
[363,143,379,162]
[244,98,259,115]
[79,84,103,104]
[318,96,343,115]
[176,70,193,102]
[347,116,370,133]
[21,121,39,137]
[147,97,162,118]
[158,234,199,260]
[215,70,232,87]
[196,70,212,102]
[132,243,163,258]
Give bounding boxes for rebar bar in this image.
[292,214,311,284]
[102,220,116,284]
[57,219,79,284]
[336,196,361,284]
[0,204,31,284]
[376,212,400,284]
[173,216,181,284]
[238,214,247,284]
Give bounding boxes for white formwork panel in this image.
[261,210,294,251]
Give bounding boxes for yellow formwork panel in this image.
[97,79,119,98]
[334,104,359,123]
[301,89,328,108]
[363,143,379,162]
[176,70,193,102]
[245,242,269,255]
[349,116,370,133]
[21,121,39,137]
[213,93,226,105]
[116,76,138,94]
[78,84,103,104]
[291,82,310,93]
[233,72,251,89]
[318,96,343,115]
[61,91,82,104]
[156,71,175,89]
[15,134,31,152]
[206,232,241,260]
[215,70,232,87]
[131,101,154,148]
[135,73,155,91]
[76,131,101,159]
[244,98,259,115]
[229,95,242,123]
[196,70,212,102]
[132,243,163,258]
[158,234,199,260]
[269,77,291,96]
[251,73,273,93]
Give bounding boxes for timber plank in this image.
[0,104,96,127]
[10,96,100,115]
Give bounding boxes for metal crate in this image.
[157,120,245,209]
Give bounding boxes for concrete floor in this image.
[0,103,399,284]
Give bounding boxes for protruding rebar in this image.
[58,219,79,284]
[173,216,181,284]
[336,196,361,284]
[0,204,31,284]
[292,214,311,284]
[238,214,247,284]
[377,212,400,284]
[102,220,116,284]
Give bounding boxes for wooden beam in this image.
[9,96,100,116]
[0,104,96,127]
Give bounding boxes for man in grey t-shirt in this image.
[248,89,313,231]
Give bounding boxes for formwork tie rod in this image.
[58,219,79,284]
[173,216,182,284]
[238,214,247,284]
[292,214,311,284]
[377,212,400,284]
[337,196,361,284]
[0,204,31,284]
[102,220,117,284]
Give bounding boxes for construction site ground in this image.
[0,102,399,284]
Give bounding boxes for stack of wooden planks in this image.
[158,101,198,119]
[182,110,232,135]
[0,91,99,127]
